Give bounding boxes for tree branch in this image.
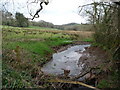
[78,2,116,14]
[47,78,100,90]
[32,2,43,20]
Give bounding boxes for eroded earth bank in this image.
[40,41,111,89]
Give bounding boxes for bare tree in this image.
[78,1,120,61]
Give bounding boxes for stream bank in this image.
[40,41,111,89]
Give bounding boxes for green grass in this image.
[2,25,73,88]
[2,25,93,88]
[2,25,59,31]
[28,26,59,30]
[2,60,34,88]
[4,32,70,40]
[5,42,52,56]
[2,26,70,41]
[4,38,71,57]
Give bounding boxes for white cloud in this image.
[33,0,89,25]
[2,0,92,25]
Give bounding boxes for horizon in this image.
[31,20,86,26]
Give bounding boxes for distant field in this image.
[2,25,94,40]
[2,25,59,30]
[61,24,93,31]
[28,26,60,30]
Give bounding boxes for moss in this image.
[97,80,110,88]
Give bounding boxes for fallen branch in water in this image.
[47,78,100,90]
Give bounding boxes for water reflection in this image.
[41,45,90,77]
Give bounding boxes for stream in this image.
[41,44,91,78]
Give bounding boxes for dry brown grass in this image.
[23,28,94,40]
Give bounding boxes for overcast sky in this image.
[2,0,95,25]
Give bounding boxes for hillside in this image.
[30,20,93,31]
[53,23,93,31]
[61,23,93,31]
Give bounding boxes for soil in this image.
[51,41,112,85]
[78,46,110,70]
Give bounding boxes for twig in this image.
[113,44,120,57]
[48,78,100,90]
[78,2,116,14]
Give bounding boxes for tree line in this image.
[1,11,93,31]
[1,11,54,28]
[2,11,29,27]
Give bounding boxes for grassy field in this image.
[62,24,93,31]
[2,26,93,88]
[28,26,60,30]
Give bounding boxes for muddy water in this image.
[41,45,90,77]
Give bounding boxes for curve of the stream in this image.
[41,44,90,77]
